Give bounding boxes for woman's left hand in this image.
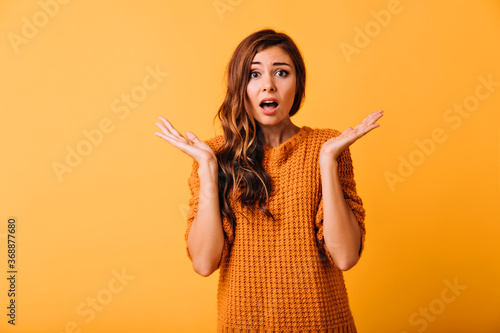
[320,110,384,164]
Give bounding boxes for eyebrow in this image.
[251,61,292,67]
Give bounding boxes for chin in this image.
[251,109,289,127]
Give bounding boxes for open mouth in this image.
[259,101,279,111]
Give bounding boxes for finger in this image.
[154,131,193,155]
[154,132,178,144]
[155,120,190,145]
[354,112,377,129]
[154,119,173,135]
[158,116,184,139]
[352,110,383,130]
[371,110,384,121]
[155,122,177,141]
[369,110,384,124]
[155,118,181,142]
[354,118,374,130]
[364,110,383,124]
[154,132,170,140]
[156,118,181,140]
[340,127,353,136]
[358,111,383,128]
[185,131,201,144]
[186,131,207,145]
[358,123,381,137]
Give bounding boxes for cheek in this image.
[284,85,296,104]
[246,84,257,101]
[245,86,258,112]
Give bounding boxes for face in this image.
[246,46,296,127]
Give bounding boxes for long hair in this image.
[213,28,306,229]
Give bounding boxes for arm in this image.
[318,110,383,270]
[187,159,225,277]
[320,157,361,271]
[153,116,226,277]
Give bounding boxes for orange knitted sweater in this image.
[185,126,366,332]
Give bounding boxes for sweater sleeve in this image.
[185,140,234,271]
[315,145,366,266]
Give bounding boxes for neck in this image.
[259,119,301,148]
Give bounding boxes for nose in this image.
[262,74,276,92]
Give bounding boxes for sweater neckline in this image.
[262,125,311,157]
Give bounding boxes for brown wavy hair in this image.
[212,28,306,229]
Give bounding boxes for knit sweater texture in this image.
[185,126,366,332]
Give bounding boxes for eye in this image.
[276,70,289,77]
[250,71,260,79]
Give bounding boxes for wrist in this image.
[319,154,339,170]
[198,159,219,181]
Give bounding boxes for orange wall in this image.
[1,0,499,332]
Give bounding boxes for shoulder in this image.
[304,127,342,143]
[306,127,355,167]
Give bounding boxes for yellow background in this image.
[1,0,499,332]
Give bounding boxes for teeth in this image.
[262,101,275,104]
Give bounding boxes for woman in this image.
[154,28,383,332]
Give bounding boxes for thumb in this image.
[342,127,353,135]
[185,131,200,144]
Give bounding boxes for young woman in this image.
[155,28,383,332]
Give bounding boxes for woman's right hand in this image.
[154,116,217,165]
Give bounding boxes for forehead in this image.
[251,45,293,64]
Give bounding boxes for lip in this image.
[259,97,279,104]
[259,97,279,115]
[260,104,279,115]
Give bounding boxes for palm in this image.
[321,110,383,160]
[154,116,216,165]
